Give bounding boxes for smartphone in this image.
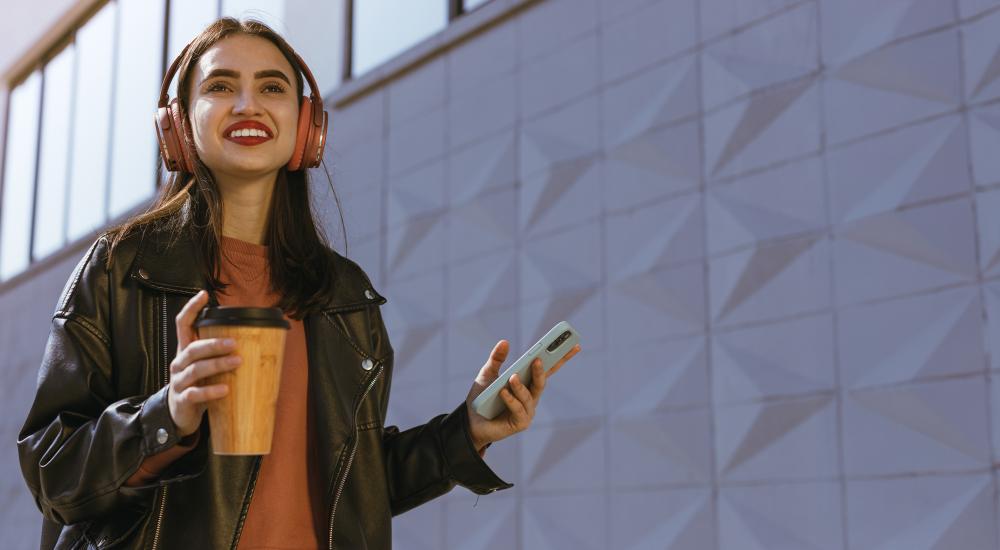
[471,320,581,420]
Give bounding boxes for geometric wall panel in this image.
[394,499,444,550]
[448,248,518,316]
[985,281,1000,371]
[709,236,831,326]
[837,287,985,389]
[607,192,703,278]
[608,262,706,346]
[611,409,713,487]
[521,222,602,303]
[600,0,696,83]
[700,0,800,41]
[846,474,996,550]
[823,30,961,145]
[601,55,698,150]
[834,198,978,306]
[449,129,517,205]
[520,420,605,491]
[715,394,838,481]
[387,215,446,279]
[712,314,835,404]
[523,493,605,550]
[706,157,825,255]
[603,120,701,212]
[520,94,599,179]
[387,159,446,229]
[962,7,1000,103]
[719,482,843,550]
[821,0,956,68]
[704,76,820,180]
[843,377,992,476]
[612,489,714,550]
[959,0,1000,18]
[969,103,1000,187]
[613,336,708,416]
[825,115,971,224]
[520,154,601,237]
[447,186,517,265]
[702,3,817,110]
[444,493,517,550]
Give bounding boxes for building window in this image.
[0,71,42,281]
[66,1,116,242]
[33,47,74,261]
[351,0,448,78]
[109,0,166,219]
[0,0,178,282]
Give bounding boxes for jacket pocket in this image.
[80,505,148,549]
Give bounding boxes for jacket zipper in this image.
[328,363,383,550]
[229,456,263,549]
[151,293,170,550]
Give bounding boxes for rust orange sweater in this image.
[126,235,321,548]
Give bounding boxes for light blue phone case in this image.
[471,320,581,420]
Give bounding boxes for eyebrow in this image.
[201,68,291,86]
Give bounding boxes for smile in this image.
[225,131,273,146]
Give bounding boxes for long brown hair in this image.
[105,17,347,320]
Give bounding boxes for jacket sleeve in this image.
[365,303,514,516]
[381,401,514,516]
[16,235,208,525]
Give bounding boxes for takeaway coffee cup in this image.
[194,306,290,455]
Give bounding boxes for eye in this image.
[264,83,286,93]
[206,82,230,93]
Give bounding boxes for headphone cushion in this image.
[288,95,313,172]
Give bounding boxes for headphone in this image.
[154,39,328,173]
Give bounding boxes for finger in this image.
[547,344,581,378]
[172,337,236,374]
[173,355,241,391]
[499,387,530,430]
[528,358,546,400]
[177,384,229,407]
[509,373,535,416]
[477,340,509,383]
[175,290,209,353]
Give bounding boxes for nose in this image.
[232,86,262,115]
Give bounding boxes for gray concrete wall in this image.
[324,0,1000,548]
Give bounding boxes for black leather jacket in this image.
[16,226,513,549]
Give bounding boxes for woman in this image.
[17,17,579,550]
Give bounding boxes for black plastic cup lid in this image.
[194,306,290,329]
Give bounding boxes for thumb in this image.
[477,339,509,384]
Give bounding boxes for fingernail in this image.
[224,338,236,346]
[227,356,241,365]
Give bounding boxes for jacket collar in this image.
[127,222,386,313]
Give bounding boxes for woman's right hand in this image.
[167,290,241,437]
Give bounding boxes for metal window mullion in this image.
[0,83,11,268]
[103,0,121,225]
[343,0,354,81]
[448,0,462,21]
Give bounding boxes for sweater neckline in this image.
[221,235,268,258]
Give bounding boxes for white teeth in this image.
[229,128,269,138]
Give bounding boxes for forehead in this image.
[193,34,293,80]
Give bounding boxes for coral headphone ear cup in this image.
[154,98,197,173]
[287,95,311,172]
[168,99,197,173]
[287,95,328,172]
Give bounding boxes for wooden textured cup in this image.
[195,307,290,455]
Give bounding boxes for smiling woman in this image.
[16,15,540,550]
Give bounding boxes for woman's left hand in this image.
[465,339,581,453]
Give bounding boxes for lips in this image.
[223,120,273,145]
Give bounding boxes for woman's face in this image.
[186,34,299,182]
